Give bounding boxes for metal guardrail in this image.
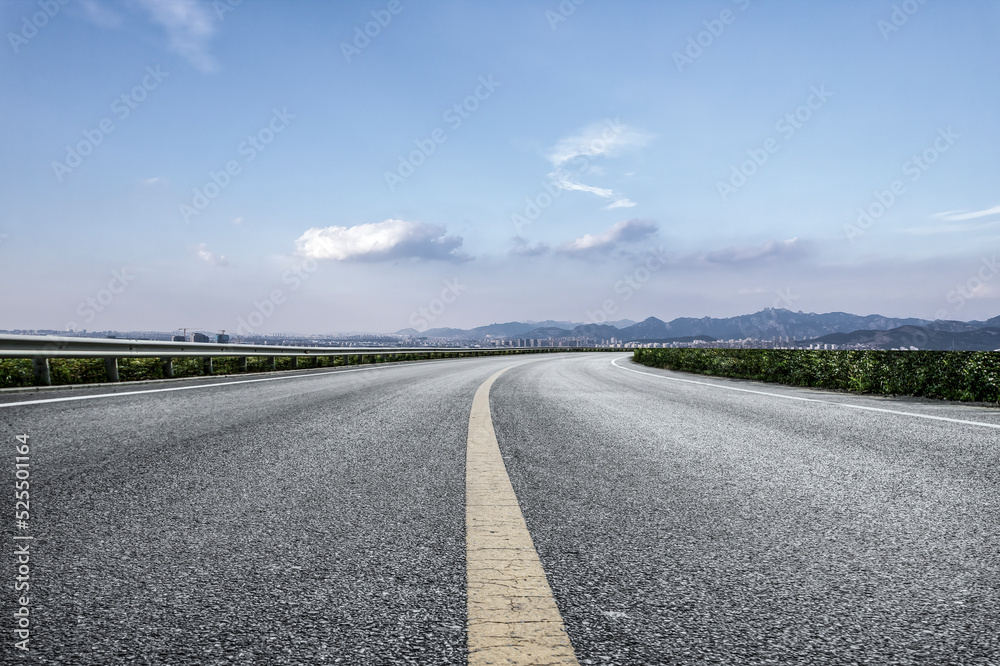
[0,334,582,387]
[0,334,513,359]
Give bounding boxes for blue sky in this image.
[2,0,998,335]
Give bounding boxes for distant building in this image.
[172,335,186,342]
[192,333,210,343]
[217,334,230,344]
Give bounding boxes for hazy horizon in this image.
[5,305,996,340]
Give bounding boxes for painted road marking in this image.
[612,356,1000,430]
[466,367,579,665]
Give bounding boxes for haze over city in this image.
[2,0,998,333]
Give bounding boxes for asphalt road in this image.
[2,353,998,664]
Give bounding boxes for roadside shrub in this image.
[0,360,34,388]
[118,358,164,382]
[632,348,1000,403]
[48,358,105,385]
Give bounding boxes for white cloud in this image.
[559,219,658,256]
[605,198,637,209]
[232,216,244,226]
[700,238,803,265]
[904,219,1000,235]
[141,176,163,185]
[544,119,650,206]
[934,205,1000,222]
[195,243,227,266]
[134,0,218,72]
[296,219,468,262]
[547,119,651,168]
[548,171,614,198]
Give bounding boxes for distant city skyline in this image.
[2,0,998,333]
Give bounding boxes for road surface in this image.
[2,353,998,664]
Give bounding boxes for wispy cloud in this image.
[699,238,804,265]
[545,120,650,205]
[195,242,228,266]
[296,219,469,262]
[134,0,218,72]
[559,219,658,257]
[934,205,1000,222]
[547,120,650,168]
[605,198,636,210]
[904,219,1000,235]
[548,171,614,198]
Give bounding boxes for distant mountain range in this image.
[797,325,1000,351]
[397,309,1000,349]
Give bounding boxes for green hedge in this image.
[0,360,35,388]
[0,348,614,389]
[631,348,1000,403]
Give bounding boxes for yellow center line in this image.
[466,367,579,665]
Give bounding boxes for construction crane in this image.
[176,327,208,342]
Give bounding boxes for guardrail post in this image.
[291,357,298,369]
[203,357,213,375]
[268,357,276,370]
[238,357,248,372]
[104,357,119,382]
[161,357,174,378]
[32,358,51,386]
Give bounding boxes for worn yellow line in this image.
[466,367,579,665]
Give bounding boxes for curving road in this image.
[2,353,998,664]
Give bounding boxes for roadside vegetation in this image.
[631,348,1000,403]
[0,349,611,390]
